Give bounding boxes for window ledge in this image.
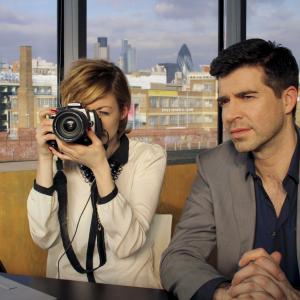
[0,161,37,172]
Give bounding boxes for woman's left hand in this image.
[49,129,107,170]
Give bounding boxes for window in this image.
[0,1,57,162]
[87,0,218,152]
[247,0,300,126]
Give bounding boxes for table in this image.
[2,273,177,300]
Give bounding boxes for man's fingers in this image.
[229,275,286,300]
[238,249,285,283]
[270,251,282,265]
[232,291,277,299]
[239,248,270,267]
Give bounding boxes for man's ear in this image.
[283,86,298,114]
[120,106,129,120]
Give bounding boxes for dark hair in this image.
[60,59,131,136]
[210,38,299,115]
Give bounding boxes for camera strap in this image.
[54,158,106,282]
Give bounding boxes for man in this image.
[160,38,300,300]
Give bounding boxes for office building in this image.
[157,63,178,84]
[94,37,109,60]
[177,44,194,80]
[118,39,136,74]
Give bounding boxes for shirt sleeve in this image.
[27,186,60,249]
[96,143,167,258]
[191,278,230,300]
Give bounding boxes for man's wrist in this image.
[213,283,231,300]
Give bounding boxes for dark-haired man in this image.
[160,38,300,300]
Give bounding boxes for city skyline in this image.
[0,0,300,69]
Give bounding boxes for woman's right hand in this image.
[36,107,57,159]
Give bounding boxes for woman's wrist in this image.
[92,161,115,198]
[36,155,53,188]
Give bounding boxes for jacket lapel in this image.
[230,152,256,258]
[297,162,300,274]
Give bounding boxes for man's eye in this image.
[243,95,254,100]
[217,98,229,107]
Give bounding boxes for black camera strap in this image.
[54,159,106,282]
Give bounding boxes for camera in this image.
[48,103,108,149]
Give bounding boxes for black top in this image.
[247,133,300,288]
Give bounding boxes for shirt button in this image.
[272,231,277,237]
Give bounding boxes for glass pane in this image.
[0,1,57,162]
[247,0,300,125]
[87,0,218,151]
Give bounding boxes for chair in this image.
[147,214,173,280]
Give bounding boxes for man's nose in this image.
[222,99,242,124]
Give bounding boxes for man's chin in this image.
[232,140,254,153]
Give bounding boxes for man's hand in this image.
[213,283,232,300]
[228,248,300,299]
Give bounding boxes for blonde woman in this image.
[27,59,166,288]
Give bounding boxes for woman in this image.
[27,59,167,288]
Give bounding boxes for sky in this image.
[0,0,299,70]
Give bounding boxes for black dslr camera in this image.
[48,103,108,149]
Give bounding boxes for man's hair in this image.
[210,38,299,115]
[60,59,131,136]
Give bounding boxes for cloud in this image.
[87,1,218,68]
[154,0,216,20]
[0,4,56,63]
[246,0,300,66]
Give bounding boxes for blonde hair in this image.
[60,59,131,135]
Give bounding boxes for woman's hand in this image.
[49,129,107,170]
[35,107,57,187]
[36,108,57,160]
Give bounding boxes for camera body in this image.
[48,103,105,149]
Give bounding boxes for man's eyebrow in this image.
[217,95,229,103]
[235,90,258,98]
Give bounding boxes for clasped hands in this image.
[215,248,300,299]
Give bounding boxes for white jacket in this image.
[27,138,167,288]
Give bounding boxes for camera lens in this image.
[63,118,77,132]
[53,109,89,142]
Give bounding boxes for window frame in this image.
[59,0,247,165]
[0,0,246,169]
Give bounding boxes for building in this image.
[118,39,136,74]
[0,78,18,132]
[157,63,178,84]
[177,44,194,80]
[128,71,218,150]
[2,47,57,138]
[157,44,194,84]
[94,37,109,61]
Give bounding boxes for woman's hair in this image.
[60,59,131,135]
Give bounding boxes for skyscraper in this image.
[94,37,109,60]
[157,63,178,83]
[118,39,136,74]
[177,44,194,79]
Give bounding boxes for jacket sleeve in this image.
[97,144,167,258]
[27,187,60,249]
[160,155,224,300]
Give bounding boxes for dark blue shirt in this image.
[247,137,300,288]
[192,133,300,300]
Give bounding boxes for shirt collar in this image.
[246,152,256,179]
[246,129,300,183]
[287,130,300,183]
[108,134,129,166]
